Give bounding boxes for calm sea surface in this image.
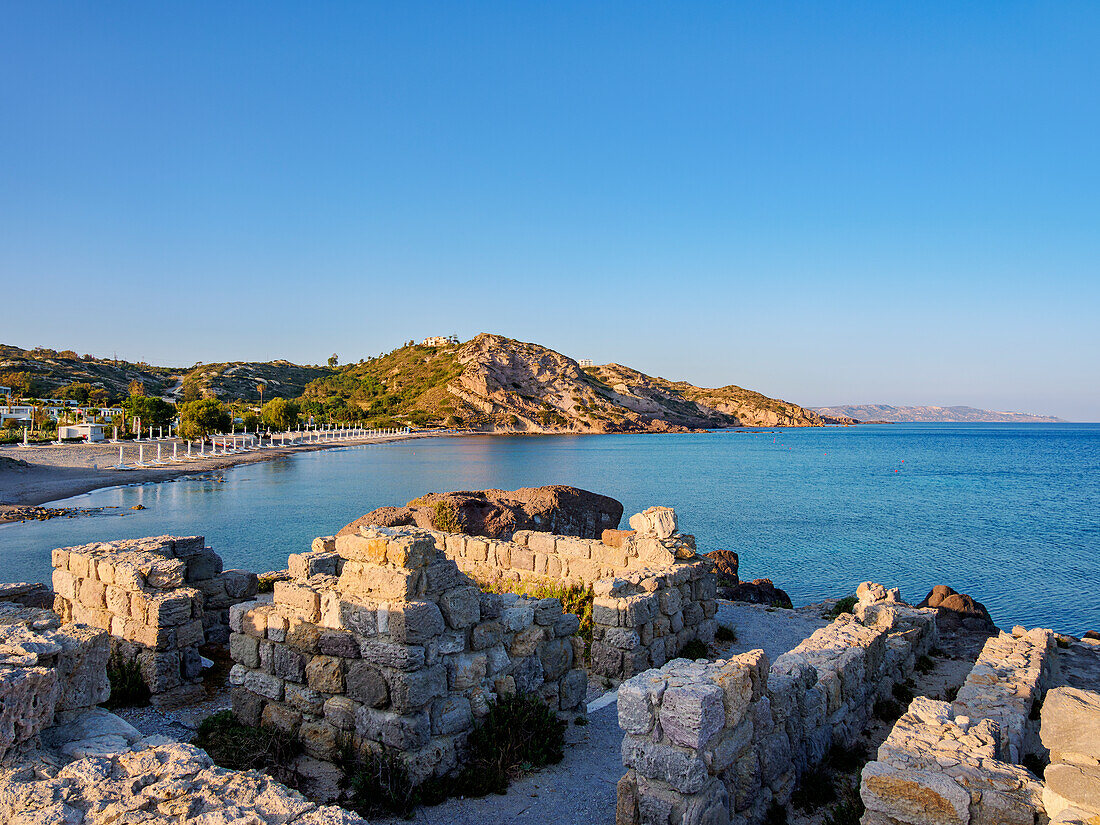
[2,424,1097,634]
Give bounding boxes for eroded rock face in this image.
[719,578,792,609]
[703,551,739,582]
[918,584,996,632]
[338,485,623,540]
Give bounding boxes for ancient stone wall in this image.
[859,625,1056,825]
[228,526,587,787]
[616,583,938,825]
[51,535,258,704]
[0,602,109,763]
[336,506,718,683]
[1041,686,1100,824]
[591,563,717,683]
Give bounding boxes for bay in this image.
[2,423,1097,634]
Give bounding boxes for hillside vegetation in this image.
[1,335,829,432]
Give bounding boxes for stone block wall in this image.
[336,506,719,683]
[591,563,717,684]
[1041,686,1100,824]
[616,583,938,825]
[0,601,109,763]
[228,526,587,786]
[859,625,1056,825]
[51,535,258,704]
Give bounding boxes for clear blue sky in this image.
[2,3,1098,420]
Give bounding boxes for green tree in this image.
[178,399,231,440]
[88,387,110,406]
[60,382,94,404]
[328,354,339,368]
[241,411,259,431]
[123,396,176,429]
[261,398,300,430]
[128,379,145,397]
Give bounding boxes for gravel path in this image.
[712,601,830,662]
[374,700,623,825]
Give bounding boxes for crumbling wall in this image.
[1041,686,1100,824]
[0,602,109,763]
[228,526,587,786]
[859,625,1056,825]
[51,535,258,705]
[616,583,938,825]
[591,563,717,683]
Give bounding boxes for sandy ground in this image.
[0,431,446,519]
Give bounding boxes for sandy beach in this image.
[0,432,442,522]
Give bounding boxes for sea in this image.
[2,424,1097,635]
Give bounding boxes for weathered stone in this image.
[345,660,389,708]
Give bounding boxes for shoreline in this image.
[0,431,448,520]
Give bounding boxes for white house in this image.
[57,423,106,442]
[422,335,459,347]
[0,405,34,425]
[578,359,594,368]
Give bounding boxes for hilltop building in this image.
[578,358,594,367]
[422,335,459,347]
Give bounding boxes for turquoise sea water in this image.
[1,424,1097,634]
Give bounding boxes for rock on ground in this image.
[338,485,623,539]
[918,584,997,632]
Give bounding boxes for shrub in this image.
[193,711,302,780]
[827,596,858,619]
[431,499,464,533]
[715,623,738,643]
[102,652,150,709]
[679,639,709,660]
[822,782,865,825]
[477,577,593,662]
[341,692,565,814]
[915,654,935,674]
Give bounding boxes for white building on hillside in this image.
[578,359,594,368]
[423,335,459,347]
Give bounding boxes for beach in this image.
[0,431,439,520]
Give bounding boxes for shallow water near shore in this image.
[2,423,1098,634]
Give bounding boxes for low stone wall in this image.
[0,602,109,763]
[1041,686,1100,824]
[0,740,368,825]
[859,625,1056,825]
[591,563,717,683]
[51,535,258,704]
[229,525,587,787]
[616,583,938,825]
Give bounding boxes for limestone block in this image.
[324,695,360,730]
[231,632,261,668]
[300,719,339,760]
[622,737,709,794]
[512,548,536,571]
[1042,687,1100,765]
[471,620,503,650]
[619,673,667,735]
[244,669,285,701]
[274,582,322,622]
[286,618,322,653]
[53,624,111,711]
[307,655,345,693]
[661,682,725,749]
[344,564,420,600]
[356,705,431,750]
[390,601,446,644]
[221,569,260,599]
[186,550,223,581]
[335,533,388,564]
[447,652,489,691]
[431,696,474,735]
[629,507,677,538]
[313,535,338,553]
[286,682,325,716]
[538,637,573,681]
[566,559,604,582]
[146,558,187,589]
[510,624,548,657]
[466,539,489,562]
[386,535,436,569]
[79,577,107,609]
[555,612,581,638]
[346,661,389,707]
[175,618,205,649]
[1045,764,1100,820]
[319,629,360,658]
[360,640,426,671]
[274,646,306,682]
[860,762,970,825]
[528,533,557,555]
[337,600,378,637]
[503,606,535,632]
[263,701,303,734]
[439,586,481,629]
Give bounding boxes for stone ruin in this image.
[1041,685,1100,824]
[228,525,589,790]
[394,505,718,682]
[51,536,258,705]
[0,601,110,764]
[615,581,940,825]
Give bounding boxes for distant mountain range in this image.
[812,404,1065,423]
